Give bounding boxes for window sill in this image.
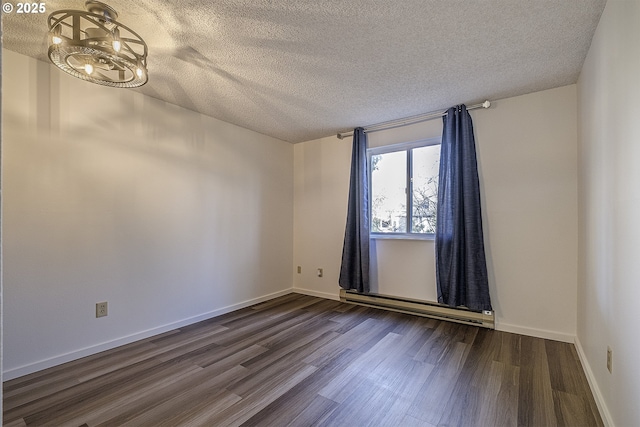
[370,233,435,241]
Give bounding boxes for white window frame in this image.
[368,137,441,240]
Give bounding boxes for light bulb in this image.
[51,25,62,45]
[85,63,94,75]
[112,28,121,52]
[135,59,146,80]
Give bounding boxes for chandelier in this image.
[47,1,148,88]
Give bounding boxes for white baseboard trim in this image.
[292,287,340,301]
[3,288,292,381]
[495,322,575,343]
[574,336,614,427]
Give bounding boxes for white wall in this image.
[292,135,351,300]
[294,85,578,342]
[1,50,294,379]
[577,1,640,425]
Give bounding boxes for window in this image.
[369,138,440,237]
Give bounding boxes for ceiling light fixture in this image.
[47,1,148,88]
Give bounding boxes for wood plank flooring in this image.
[3,293,603,426]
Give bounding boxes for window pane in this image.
[371,151,407,233]
[411,145,440,233]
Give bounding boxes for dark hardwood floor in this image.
[3,293,603,426]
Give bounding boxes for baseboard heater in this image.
[339,289,495,329]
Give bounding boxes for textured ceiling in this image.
[3,0,606,143]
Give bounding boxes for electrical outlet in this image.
[297,266,301,274]
[607,346,612,373]
[317,268,323,277]
[96,301,108,318]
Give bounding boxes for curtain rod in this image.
[336,100,491,140]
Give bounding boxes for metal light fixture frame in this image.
[48,1,148,88]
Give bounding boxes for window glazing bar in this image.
[406,149,413,233]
